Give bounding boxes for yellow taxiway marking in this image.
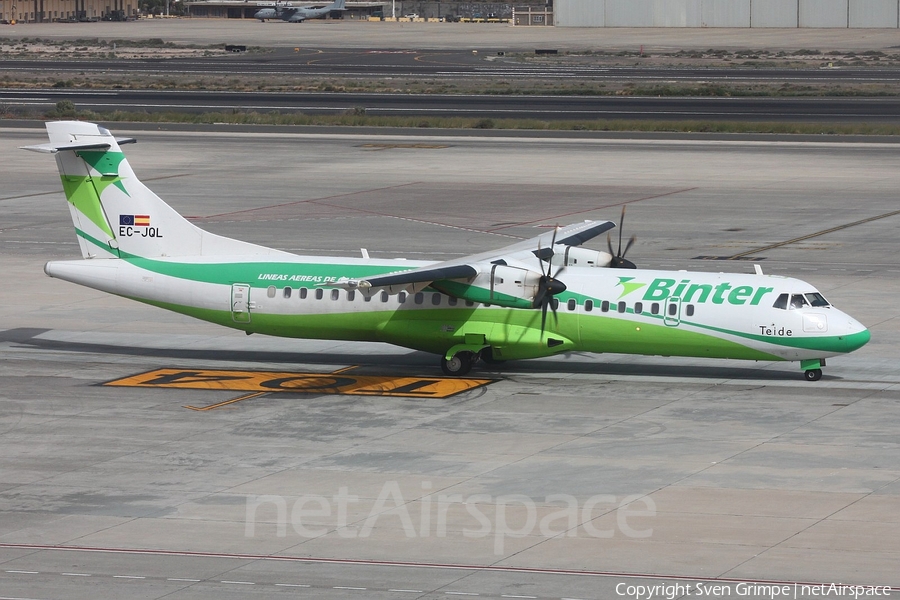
[104,368,495,403]
[184,391,268,412]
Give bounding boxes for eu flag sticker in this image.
[119,215,151,227]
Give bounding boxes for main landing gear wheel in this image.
[441,351,474,376]
[804,369,823,382]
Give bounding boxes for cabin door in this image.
[232,283,252,323]
[663,296,682,327]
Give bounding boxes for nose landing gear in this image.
[801,358,825,382]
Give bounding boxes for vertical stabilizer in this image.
[23,121,288,260]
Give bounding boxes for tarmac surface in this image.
[1,126,900,599]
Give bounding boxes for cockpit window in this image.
[773,293,788,310]
[805,292,830,307]
[790,294,809,309]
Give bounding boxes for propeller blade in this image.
[606,207,638,269]
[532,285,547,310]
[623,234,637,258]
[537,241,549,278]
[540,297,549,335]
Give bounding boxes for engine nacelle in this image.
[431,264,542,310]
[548,245,613,268]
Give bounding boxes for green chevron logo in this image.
[616,276,646,299]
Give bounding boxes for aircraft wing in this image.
[491,220,616,262]
[333,220,615,293]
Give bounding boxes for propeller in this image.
[608,206,637,269]
[533,225,568,336]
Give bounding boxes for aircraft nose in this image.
[834,314,870,353]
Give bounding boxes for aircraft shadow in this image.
[4,327,811,382]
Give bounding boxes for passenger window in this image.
[348,290,356,302]
[601,300,610,313]
[267,285,276,298]
[567,298,576,311]
[465,300,474,307]
[414,292,424,305]
[448,297,457,306]
[773,293,788,310]
[668,303,677,316]
[364,293,372,302]
[398,292,407,303]
[651,303,660,315]
[634,302,643,314]
[331,289,340,301]
[805,293,829,307]
[283,287,292,299]
[585,299,593,312]
[552,299,559,310]
[432,293,441,306]
[685,304,695,317]
[617,301,626,313]
[299,287,308,300]
[790,294,808,309]
[315,288,324,300]
[381,291,389,303]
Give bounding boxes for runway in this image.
[1,126,899,598]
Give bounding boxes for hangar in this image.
[554,0,900,27]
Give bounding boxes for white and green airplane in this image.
[24,121,870,381]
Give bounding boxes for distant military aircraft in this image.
[254,0,345,22]
[23,122,870,381]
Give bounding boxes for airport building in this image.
[554,0,900,27]
[0,0,545,22]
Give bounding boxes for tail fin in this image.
[22,121,286,260]
[332,0,345,9]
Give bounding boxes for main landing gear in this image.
[441,351,476,376]
[804,368,823,382]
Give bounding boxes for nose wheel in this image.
[804,368,823,382]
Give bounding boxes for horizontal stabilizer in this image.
[20,138,136,154]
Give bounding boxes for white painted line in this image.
[502,596,537,599]
[390,590,424,593]
[446,593,480,596]
[113,575,146,579]
[167,578,201,582]
[61,572,91,576]
[275,583,311,587]
[334,586,367,590]
[220,580,255,585]
[5,571,38,574]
